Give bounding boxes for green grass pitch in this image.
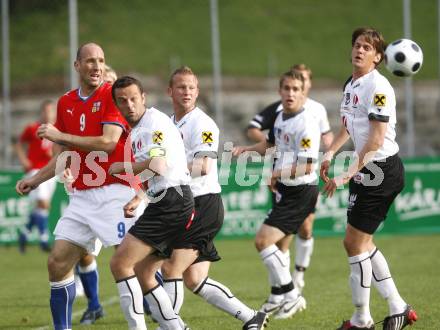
[1,235,439,329]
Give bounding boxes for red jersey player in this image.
[15,43,143,330]
[14,100,56,253]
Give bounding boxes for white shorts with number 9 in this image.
[54,183,144,254]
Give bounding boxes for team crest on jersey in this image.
[202,131,213,144]
[353,172,364,184]
[300,138,311,149]
[153,131,163,144]
[132,139,143,153]
[374,94,386,106]
[91,101,101,113]
[275,128,282,140]
[137,139,143,151]
[345,92,351,105]
[353,94,359,105]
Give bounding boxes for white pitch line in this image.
[33,295,119,330]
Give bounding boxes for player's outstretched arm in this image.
[247,127,267,143]
[109,157,167,177]
[232,140,270,157]
[38,123,123,154]
[15,144,64,195]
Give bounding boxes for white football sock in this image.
[349,252,373,327]
[163,279,184,314]
[283,249,291,272]
[194,277,255,323]
[370,248,406,315]
[295,236,314,268]
[116,276,146,330]
[144,285,184,330]
[260,244,292,286]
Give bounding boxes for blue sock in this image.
[50,277,75,330]
[32,209,50,250]
[78,261,101,311]
[155,271,164,285]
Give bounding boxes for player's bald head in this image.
[76,43,104,61]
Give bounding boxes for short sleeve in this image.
[318,106,331,134]
[191,118,219,159]
[367,80,394,123]
[140,116,171,160]
[101,86,127,130]
[248,101,281,130]
[54,98,66,132]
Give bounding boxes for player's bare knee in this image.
[183,271,203,291]
[298,226,312,240]
[255,236,268,251]
[343,236,355,253]
[79,253,95,267]
[161,261,173,279]
[36,199,50,210]
[47,254,71,279]
[110,253,128,278]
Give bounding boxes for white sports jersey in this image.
[172,107,221,197]
[341,69,399,161]
[130,107,190,196]
[277,97,330,134]
[269,109,321,185]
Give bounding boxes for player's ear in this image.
[141,92,146,105]
[74,60,80,73]
[167,86,173,97]
[373,51,382,66]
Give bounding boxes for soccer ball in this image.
[384,39,423,77]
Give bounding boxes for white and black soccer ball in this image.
[384,39,423,77]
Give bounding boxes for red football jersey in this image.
[19,122,53,170]
[55,83,133,190]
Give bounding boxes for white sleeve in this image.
[318,105,331,134]
[367,79,395,122]
[190,118,219,159]
[144,121,168,159]
[296,119,321,160]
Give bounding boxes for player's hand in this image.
[320,160,331,183]
[37,123,61,142]
[108,162,127,176]
[321,174,350,198]
[123,195,141,218]
[15,178,37,195]
[62,168,75,193]
[231,146,248,157]
[269,169,281,192]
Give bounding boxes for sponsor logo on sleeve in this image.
[153,131,163,144]
[374,94,386,107]
[202,131,214,144]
